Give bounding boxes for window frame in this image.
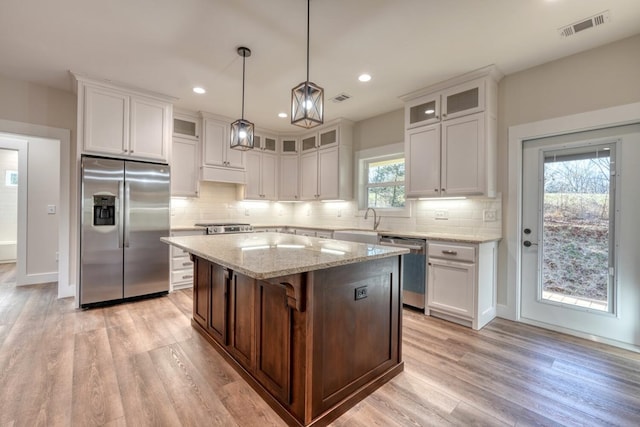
[356,143,411,217]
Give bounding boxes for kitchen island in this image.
[161,232,408,426]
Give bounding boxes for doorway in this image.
[0,148,18,274]
[521,133,618,335]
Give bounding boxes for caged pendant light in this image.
[230,46,255,150]
[291,0,324,129]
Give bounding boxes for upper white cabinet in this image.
[279,137,299,155]
[173,114,200,141]
[401,66,502,198]
[171,111,200,197]
[75,75,173,163]
[298,121,353,201]
[279,155,300,201]
[243,132,278,200]
[200,113,245,184]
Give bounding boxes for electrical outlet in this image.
[337,209,342,217]
[435,210,448,220]
[244,208,250,216]
[47,204,56,214]
[355,286,368,300]
[483,209,497,222]
[306,208,311,216]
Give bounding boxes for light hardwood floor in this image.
[1,276,639,426]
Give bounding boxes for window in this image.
[365,157,405,208]
[5,170,17,187]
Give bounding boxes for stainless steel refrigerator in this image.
[80,156,170,307]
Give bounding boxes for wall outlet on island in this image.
[483,209,497,222]
[244,208,250,216]
[337,209,342,217]
[435,210,448,220]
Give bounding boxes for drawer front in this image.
[428,242,475,262]
[172,257,193,270]
[172,269,194,283]
[171,245,190,257]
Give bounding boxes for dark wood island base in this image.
[190,254,404,426]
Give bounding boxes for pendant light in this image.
[231,46,255,150]
[291,0,324,128]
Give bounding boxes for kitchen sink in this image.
[333,230,380,244]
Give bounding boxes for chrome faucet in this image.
[364,208,381,231]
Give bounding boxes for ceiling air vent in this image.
[559,10,610,38]
[331,93,352,103]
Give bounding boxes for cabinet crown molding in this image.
[399,64,503,103]
[71,71,178,102]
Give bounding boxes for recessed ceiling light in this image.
[278,112,288,118]
[358,74,372,82]
[193,87,206,94]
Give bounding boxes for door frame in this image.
[0,119,73,298]
[506,102,640,348]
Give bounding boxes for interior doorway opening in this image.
[0,148,18,277]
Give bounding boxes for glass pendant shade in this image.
[231,46,254,150]
[291,80,324,129]
[230,118,254,150]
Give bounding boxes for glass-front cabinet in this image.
[441,78,485,121]
[405,93,440,129]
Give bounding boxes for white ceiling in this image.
[1,0,639,133]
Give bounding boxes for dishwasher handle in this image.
[379,239,426,253]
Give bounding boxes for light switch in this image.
[47,204,56,215]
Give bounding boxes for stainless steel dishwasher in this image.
[379,235,427,309]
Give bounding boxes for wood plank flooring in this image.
[1,277,639,426]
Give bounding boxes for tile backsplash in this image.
[171,181,501,237]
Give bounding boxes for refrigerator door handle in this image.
[124,181,131,248]
[118,180,125,249]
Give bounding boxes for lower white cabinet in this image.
[170,229,204,291]
[426,240,497,330]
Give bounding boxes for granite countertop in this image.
[377,231,502,244]
[161,232,409,280]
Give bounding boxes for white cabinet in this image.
[426,240,497,330]
[173,114,200,141]
[171,138,199,197]
[76,77,173,163]
[279,137,299,155]
[169,229,205,291]
[244,150,277,200]
[299,121,353,201]
[201,114,246,184]
[171,111,200,197]
[401,66,501,198]
[279,155,300,201]
[243,133,278,200]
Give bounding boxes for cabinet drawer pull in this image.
[182,262,192,266]
[182,275,193,279]
[441,250,458,255]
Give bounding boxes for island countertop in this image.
[161,232,409,280]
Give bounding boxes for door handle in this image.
[523,240,538,247]
[118,180,124,249]
[124,182,131,248]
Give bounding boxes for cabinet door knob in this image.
[434,189,439,192]
[441,188,446,192]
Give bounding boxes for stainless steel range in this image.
[195,222,254,234]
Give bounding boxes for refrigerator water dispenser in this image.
[93,195,115,226]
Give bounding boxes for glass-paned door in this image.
[521,136,619,334]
